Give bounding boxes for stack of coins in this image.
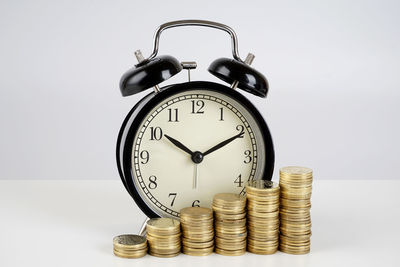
[246,180,280,254]
[212,193,247,256]
[180,207,214,256]
[146,218,181,257]
[113,234,148,258]
[279,166,313,254]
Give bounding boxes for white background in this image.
[0,0,399,180]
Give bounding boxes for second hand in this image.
[193,164,198,189]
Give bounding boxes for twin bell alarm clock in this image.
[116,20,274,220]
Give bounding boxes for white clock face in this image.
[131,89,266,218]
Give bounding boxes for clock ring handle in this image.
[144,20,244,63]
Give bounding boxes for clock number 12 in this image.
[191,100,205,114]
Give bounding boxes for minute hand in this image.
[203,132,244,156]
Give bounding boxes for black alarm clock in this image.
[116,20,274,220]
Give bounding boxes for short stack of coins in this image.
[212,193,247,256]
[180,207,214,256]
[246,180,280,254]
[113,234,148,258]
[279,166,313,254]
[146,218,181,257]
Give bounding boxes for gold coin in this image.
[113,249,147,258]
[182,227,214,234]
[113,234,147,250]
[247,246,277,255]
[215,227,247,234]
[248,226,279,233]
[214,212,246,220]
[182,231,214,239]
[215,247,246,256]
[149,251,180,257]
[215,217,246,225]
[280,238,310,246]
[149,246,181,255]
[280,166,312,176]
[215,231,247,239]
[182,238,214,248]
[213,193,246,203]
[280,207,311,216]
[180,218,213,225]
[280,187,313,195]
[247,219,279,226]
[279,243,310,255]
[216,236,246,245]
[246,180,280,193]
[146,218,180,234]
[180,207,213,219]
[248,239,278,247]
[146,232,181,240]
[182,233,214,241]
[113,246,148,253]
[247,204,279,213]
[147,240,181,249]
[182,245,214,256]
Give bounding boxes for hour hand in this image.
[164,134,194,156]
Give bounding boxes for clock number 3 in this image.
[244,150,252,164]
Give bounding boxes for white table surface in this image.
[0,179,399,267]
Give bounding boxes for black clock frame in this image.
[116,81,274,219]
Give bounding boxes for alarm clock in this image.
[116,20,274,220]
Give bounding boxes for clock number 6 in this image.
[148,175,157,189]
[192,200,200,207]
[168,193,177,207]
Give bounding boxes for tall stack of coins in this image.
[113,234,148,258]
[180,207,214,256]
[279,166,313,254]
[246,180,280,254]
[146,218,181,257]
[212,193,247,256]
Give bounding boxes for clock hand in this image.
[203,131,244,156]
[193,164,198,189]
[164,134,194,156]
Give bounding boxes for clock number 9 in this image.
[148,175,157,189]
[140,150,149,164]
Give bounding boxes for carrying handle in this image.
[144,20,244,63]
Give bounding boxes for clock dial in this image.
[131,89,266,218]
